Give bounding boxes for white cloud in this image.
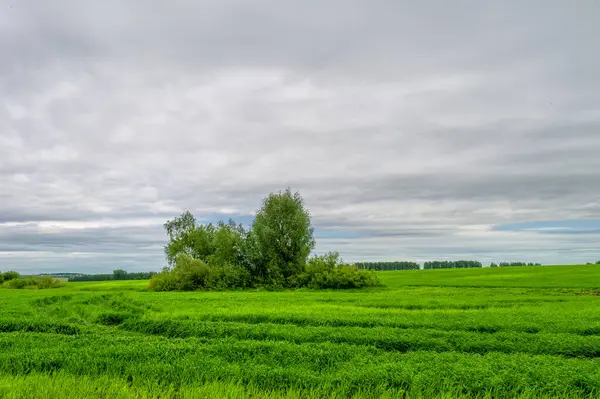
[1,0,599,272]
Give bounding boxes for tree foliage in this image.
[252,188,315,283]
[1,271,20,282]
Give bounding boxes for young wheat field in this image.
[1,265,600,398]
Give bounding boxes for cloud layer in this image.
[1,0,600,272]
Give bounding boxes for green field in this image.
[1,265,600,398]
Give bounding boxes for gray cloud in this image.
[1,0,600,273]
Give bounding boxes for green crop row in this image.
[0,333,600,398]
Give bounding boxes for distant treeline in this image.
[490,262,542,267]
[353,260,551,270]
[356,262,420,271]
[68,269,156,282]
[40,273,85,277]
[424,260,482,269]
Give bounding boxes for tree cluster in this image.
[423,260,482,269]
[150,189,379,291]
[490,262,542,267]
[68,270,157,282]
[0,271,20,284]
[355,261,420,271]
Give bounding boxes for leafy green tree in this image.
[208,220,247,267]
[252,188,315,284]
[163,210,197,265]
[1,271,20,281]
[112,269,128,280]
[163,211,217,265]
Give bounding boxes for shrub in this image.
[2,271,20,281]
[149,255,252,291]
[297,252,380,289]
[3,276,63,290]
[148,271,178,292]
[149,254,211,291]
[172,255,212,290]
[149,252,379,291]
[208,263,252,290]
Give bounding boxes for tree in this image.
[1,271,20,281]
[209,219,247,267]
[163,211,217,265]
[113,269,128,280]
[252,188,315,284]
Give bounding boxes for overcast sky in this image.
[1,1,599,273]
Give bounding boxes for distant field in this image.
[380,264,600,288]
[1,265,600,398]
[67,279,150,291]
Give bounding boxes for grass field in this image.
[1,265,600,398]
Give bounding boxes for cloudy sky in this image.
[1,0,599,273]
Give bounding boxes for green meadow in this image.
[1,265,600,398]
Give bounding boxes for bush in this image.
[1,271,20,282]
[149,255,252,291]
[149,252,379,291]
[3,276,63,290]
[208,263,252,290]
[149,255,211,291]
[148,271,179,292]
[297,252,380,289]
